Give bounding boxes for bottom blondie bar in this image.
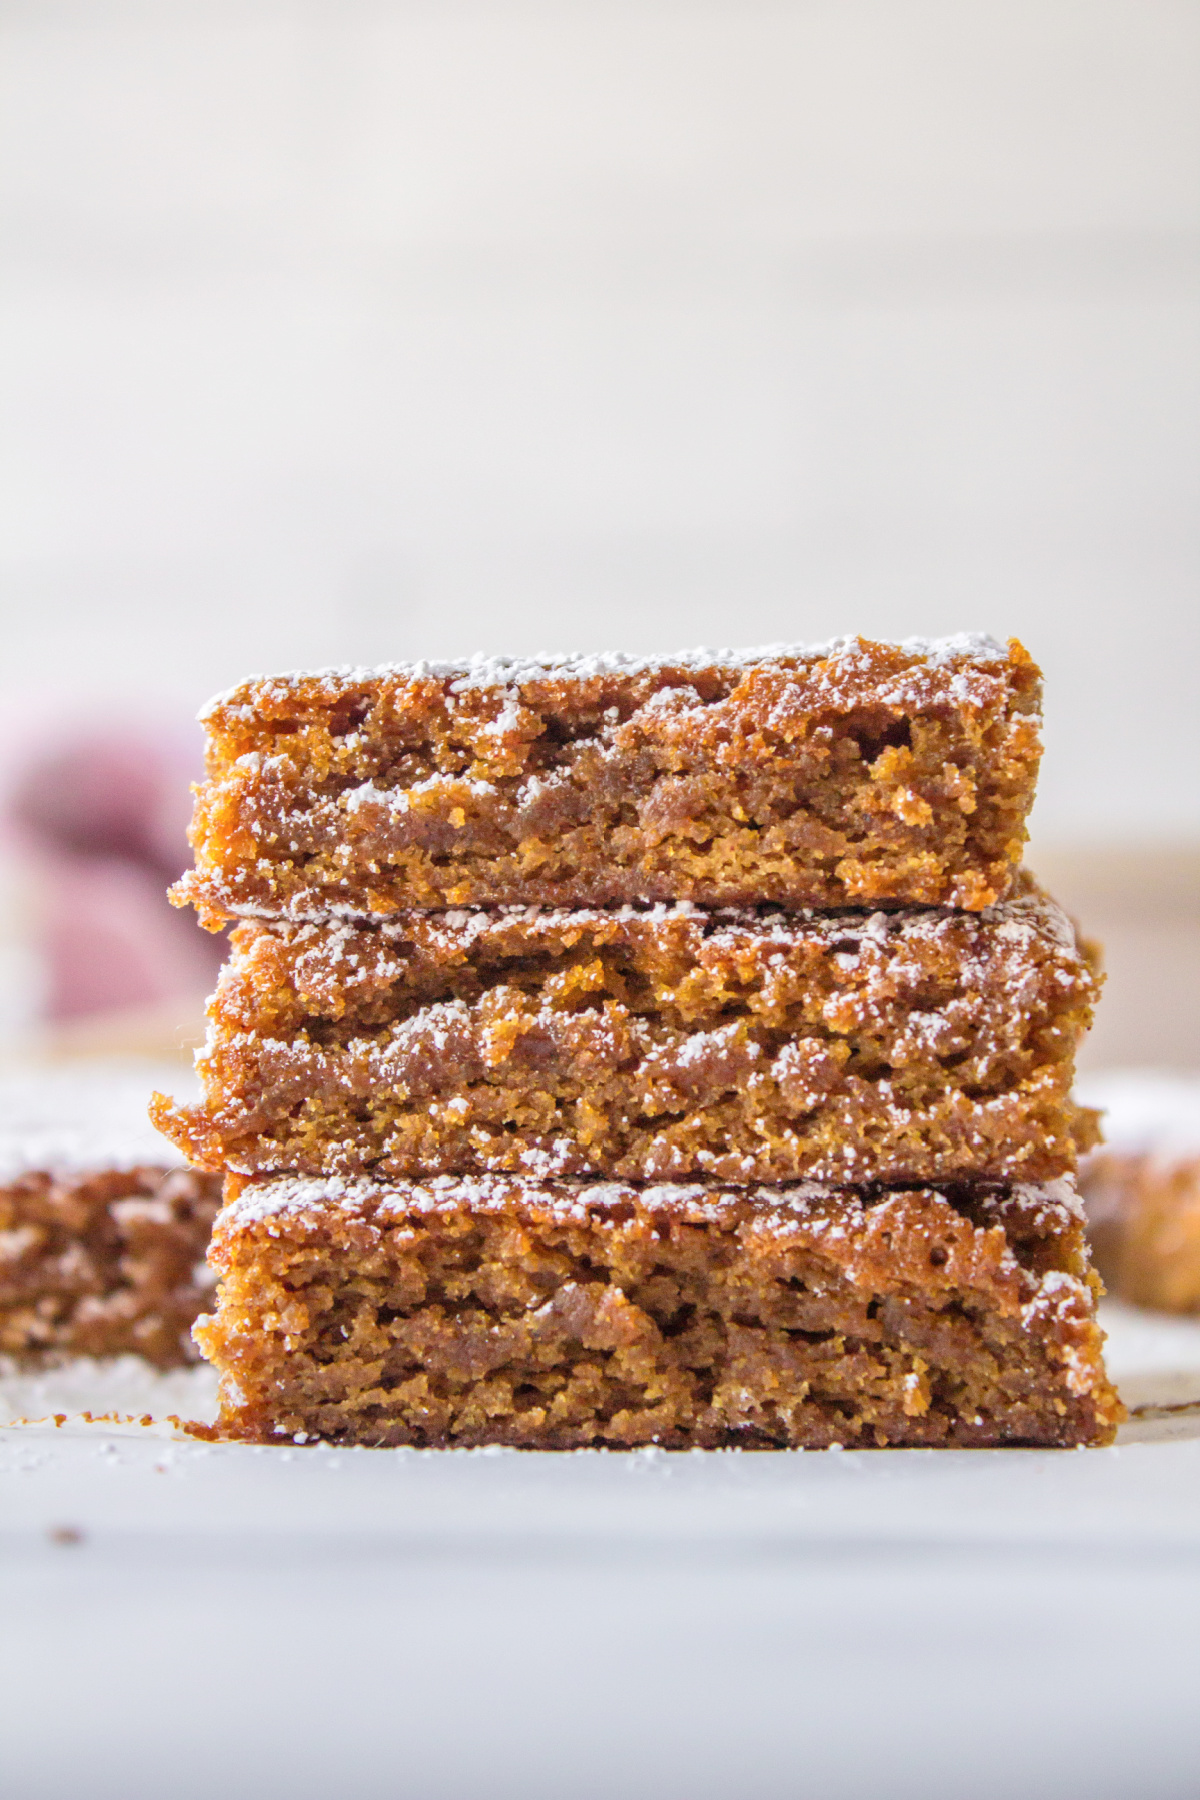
[197,1173,1121,1447]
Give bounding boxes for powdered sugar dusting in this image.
[0,1061,199,1183]
[1021,1269,1102,1396]
[1008,1176,1087,1224]
[0,1354,218,1427]
[199,633,1010,717]
[344,880,1073,954]
[222,878,1079,962]
[222,1170,1081,1232]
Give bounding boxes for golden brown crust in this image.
[196,1174,1122,1448]
[174,637,1042,926]
[0,1167,222,1368]
[153,879,1100,1187]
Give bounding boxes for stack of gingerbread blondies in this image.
[155,634,1122,1447]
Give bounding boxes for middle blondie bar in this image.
[154,874,1099,1188]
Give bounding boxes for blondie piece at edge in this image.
[0,1067,222,1368]
[195,1172,1122,1448]
[1079,1073,1200,1314]
[174,635,1041,924]
[154,878,1101,1188]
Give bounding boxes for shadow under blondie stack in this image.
[154,635,1123,1447]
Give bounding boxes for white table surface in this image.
[2,1302,1198,1800]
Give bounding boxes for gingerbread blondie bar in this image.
[195,1171,1121,1448]
[0,1064,222,1367]
[1078,1072,1200,1313]
[154,877,1100,1188]
[174,635,1041,926]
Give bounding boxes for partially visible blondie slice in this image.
[0,1065,222,1367]
[1079,1072,1200,1313]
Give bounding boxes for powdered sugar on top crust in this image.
[1076,1071,1200,1159]
[211,862,1077,969]
[261,876,1078,961]
[0,1060,199,1182]
[199,632,1010,718]
[221,1170,1080,1232]
[1033,1175,1087,1220]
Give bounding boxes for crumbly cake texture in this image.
[0,1165,221,1366]
[1078,1074,1200,1314]
[195,1172,1122,1448]
[0,1062,201,1182]
[0,1063,221,1367]
[152,877,1101,1188]
[173,635,1042,925]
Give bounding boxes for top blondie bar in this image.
[175,634,1041,926]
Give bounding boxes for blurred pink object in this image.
[5,723,223,1021]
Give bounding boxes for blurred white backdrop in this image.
[1,0,1198,844]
